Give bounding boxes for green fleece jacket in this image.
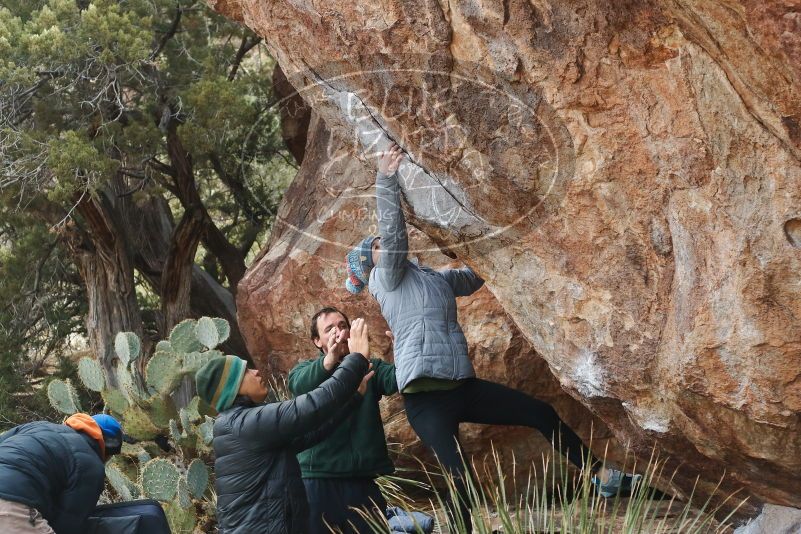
[288,353,398,478]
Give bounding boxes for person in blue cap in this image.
[0,413,123,533]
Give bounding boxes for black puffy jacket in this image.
[212,353,369,534]
[0,421,105,533]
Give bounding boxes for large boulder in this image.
[221,0,801,519]
[238,113,619,473]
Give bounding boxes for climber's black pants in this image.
[403,378,596,531]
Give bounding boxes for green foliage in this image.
[0,213,86,430]
[361,448,746,534]
[0,0,292,432]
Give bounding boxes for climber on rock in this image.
[0,413,123,534]
[288,306,399,534]
[196,320,374,534]
[345,142,638,529]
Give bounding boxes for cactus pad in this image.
[177,477,192,509]
[182,349,223,374]
[122,405,161,441]
[77,357,105,392]
[146,351,182,395]
[179,408,192,433]
[141,458,180,501]
[47,379,81,415]
[146,395,177,429]
[105,463,140,501]
[169,319,203,354]
[183,396,202,423]
[164,501,197,534]
[155,340,172,352]
[169,419,184,442]
[186,459,209,499]
[116,365,143,403]
[212,318,230,344]
[195,316,220,349]
[197,416,214,445]
[101,388,129,414]
[115,332,141,366]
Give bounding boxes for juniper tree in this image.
[0,0,295,406]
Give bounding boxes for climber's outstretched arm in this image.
[374,143,407,291]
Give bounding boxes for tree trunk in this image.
[64,188,144,387]
[130,195,253,360]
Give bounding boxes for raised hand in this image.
[378,143,404,175]
[322,327,350,371]
[347,318,370,359]
[357,369,375,396]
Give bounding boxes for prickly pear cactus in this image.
[146,351,182,395]
[47,379,81,415]
[182,349,223,374]
[114,332,141,367]
[141,458,181,501]
[77,357,105,392]
[186,459,209,499]
[164,500,197,534]
[195,316,230,349]
[197,416,215,447]
[121,405,161,441]
[145,395,177,429]
[170,319,204,354]
[101,388,129,413]
[76,318,234,530]
[106,463,140,501]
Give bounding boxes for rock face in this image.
[220,0,801,519]
[238,113,619,474]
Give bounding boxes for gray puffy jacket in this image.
[369,170,484,391]
[212,353,368,534]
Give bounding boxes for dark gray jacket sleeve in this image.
[237,354,369,448]
[437,266,484,297]
[289,394,362,452]
[374,170,408,291]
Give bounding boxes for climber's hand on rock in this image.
[378,143,404,175]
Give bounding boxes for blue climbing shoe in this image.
[591,468,642,498]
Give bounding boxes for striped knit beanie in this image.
[195,355,247,412]
[345,235,378,294]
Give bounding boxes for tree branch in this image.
[228,35,262,81]
[149,5,183,61]
[166,123,247,293]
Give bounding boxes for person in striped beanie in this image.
[195,322,374,534]
[195,355,256,412]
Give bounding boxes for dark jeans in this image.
[403,378,596,530]
[304,477,387,534]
